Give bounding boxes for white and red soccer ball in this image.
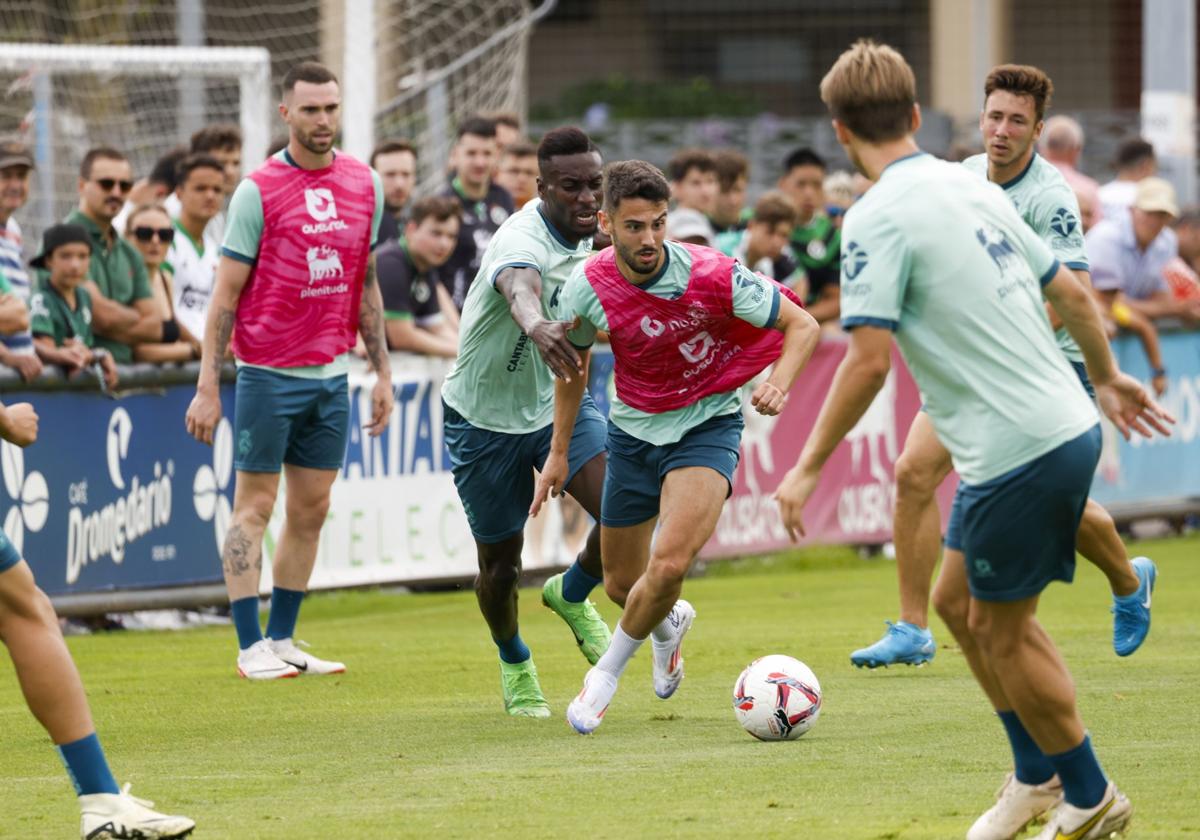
[732,655,822,741]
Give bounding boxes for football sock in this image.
[561,560,602,603]
[230,596,264,650]
[57,733,119,796]
[997,710,1056,785]
[494,631,531,665]
[265,587,306,641]
[1047,735,1108,809]
[595,624,643,678]
[650,604,680,644]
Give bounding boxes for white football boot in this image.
[79,783,195,839]
[1031,782,1132,840]
[236,638,300,680]
[268,637,346,676]
[967,773,1063,840]
[566,667,619,735]
[652,600,696,699]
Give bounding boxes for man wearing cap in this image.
[60,147,168,366]
[0,141,43,382]
[666,207,716,247]
[1086,176,1200,324]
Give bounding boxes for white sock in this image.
[650,604,680,645]
[595,624,644,678]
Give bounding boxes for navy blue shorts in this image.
[945,425,1101,602]
[602,412,743,528]
[0,528,21,574]
[1070,361,1096,400]
[444,394,607,543]
[233,367,350,473]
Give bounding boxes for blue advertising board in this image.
[2,383,235,596]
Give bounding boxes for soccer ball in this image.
[732,655,822,741]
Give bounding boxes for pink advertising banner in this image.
[705,337,959,557]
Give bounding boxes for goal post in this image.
[0,43,271,245]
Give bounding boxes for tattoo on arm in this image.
[210,307,236,378]
[359,257,389,371]
[221,523,261,578]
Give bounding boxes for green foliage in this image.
[1,535,1196,838]
[530,74,765,121]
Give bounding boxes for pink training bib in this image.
[233,153,375,367]
[585,242,802,414]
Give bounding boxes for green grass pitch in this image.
[2,535,1197,838]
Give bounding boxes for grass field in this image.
[2,535,1197,839]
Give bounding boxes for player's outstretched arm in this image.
[358,253,395,437]
[495,266,582,381]
[1044,265,1174,440]
[185,255,251,445]
[774,325,893,539]
[751,295,820,415]
[529,349,590,518]
[0,400,38,447]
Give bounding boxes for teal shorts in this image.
[601,412,743,528]
[443,394,607,543]
[945,425,1101,602]
[233,367,350,473]
[0,528,21,573]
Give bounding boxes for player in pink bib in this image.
[186,62,393,682]
[530,161,821,734]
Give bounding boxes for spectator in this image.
[778,148,841,319]
[668,148,719,217]
[371,139,418,244]
[1040,115,1102,226]
[711,149,749,233]
[1098,138,1156,221]
[112,145,188,236]
[495,140,538,210]
[165,124,242,250]
[64,147,165,365]
[488,111,523,150]
[125,205,198,364]
[377,196,460,358]
[665,208,715,247]
[167,154,224,341]
[28,224,117,389]
[716,190,800,286]
[438,116,514,311]
[1163,207,1200,302]
[0,140,43,382]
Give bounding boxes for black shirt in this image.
[376,239,443,328]
[437,177,514,311]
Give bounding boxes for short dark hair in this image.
[714,149,749,191]
[191,123,242,153]
[489,110,521,131]
[667,148,716,183]
[984,64,1054,122]
[603,160,671,212]
[282,61,338,96]
[147,146,189,189]
[408,195,461,227]
[1115,138,1156,170]
[503,140,538,160]
[456,116,497,141]
[751,191,797,229]
[536,126,595,168]
[80,146,127,180]
[783,148,826,175]
[371,139,417,169]
[176,153,225,187]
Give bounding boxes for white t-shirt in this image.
[164,220,218,339]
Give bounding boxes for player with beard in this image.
[851,65,1157,683]
[441,127,611,718]
[532,160,820,735]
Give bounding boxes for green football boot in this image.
[500,658,551,718]
[541,572,612,665]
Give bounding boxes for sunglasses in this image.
[94,178,134,193]
[133,226,174,244]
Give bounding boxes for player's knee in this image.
[286,497,331,536]
[895,451,942,499]
[603,574,633,606]
[931,580,968,634]
[646,553,690,588]
[479,556,520,592]
[1078,500,1114,540]
[234,493,275,531]
[0,582,56,637]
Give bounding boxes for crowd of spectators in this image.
[1,111,1197,390]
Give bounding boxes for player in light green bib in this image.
[853,65,1156,680]
[775,41,1171,839]
[440,128,612,718]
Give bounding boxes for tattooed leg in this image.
[223,470,281,600]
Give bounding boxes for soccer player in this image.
[715,190,801,285]
[778,148,841,324]
[439,117,514,311]
[0,399,194,838]
[166,153,225,341]
[851,65,1157,672]
[185,61,393,680]
[775,40,1171,839]
[440,127,611,718]
[370,138,418,244]
[532,160,820,735]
